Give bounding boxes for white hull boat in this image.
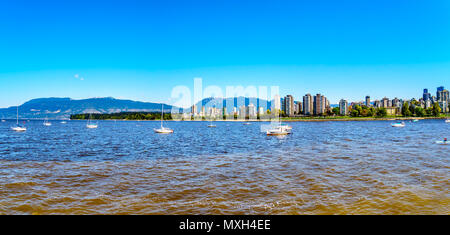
[445,119,450,123]
[266,124,291,136]
[86,114,98,129]
[154,104,173,134]
[154,127,174,134]
[11,126,27,132]
[12,107,26,132]
[391,122,405,127]
[43,118,51,126]
[266,127,291,136]
[86,124,98,129]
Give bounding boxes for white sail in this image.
[11,107,26,132]
[154,104,173,133]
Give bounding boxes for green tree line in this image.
[71,112,173,120]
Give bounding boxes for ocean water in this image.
[0,119,448,214]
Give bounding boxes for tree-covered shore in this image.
[70,112,173,120]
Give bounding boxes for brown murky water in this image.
[0,120,448,214]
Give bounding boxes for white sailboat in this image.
[154,104,173,133]
[207,120,217,128]
[86,114,98,129]
[391,122,405,127]
[267,113,291,135]
[43,117,52,126]
[11,107,26,132]
[207,111,217,128]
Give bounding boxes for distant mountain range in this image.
[193,96,272,111]
[0,97,177,119]
[0,96,337,119]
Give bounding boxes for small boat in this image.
[60,121,67,124]
[1,119,5,122]
[412,119,419,123]
[243,122,251,125]
[11,126,27,132]
[11,107,26,132]
[207,119,216,128]
[266,126,291,136]
[154,104,173,134]
[86,124,98,129]
[445,119,450,123]
[154,126,174,133]
[86,114,98,129]
[43,118,52,126]
[391,122,405,127]
[435,140,448,145]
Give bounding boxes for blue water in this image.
[0,119,448,214]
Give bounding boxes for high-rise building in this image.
[191,104,197,114]
[339,99,348,115]
[381,97,389,108]
[365,96,371,107]
[423,89,431,101]
[437,86,449,113]
[284,95,294,116]
[437,86,449,102]
[374,100,381,108]
[296,101,303,114]
[313,94,326,115]
[392,97,400,108]
[303,94,313,115]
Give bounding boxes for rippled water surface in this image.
[0,119,448,214]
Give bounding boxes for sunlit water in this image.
[0,119,448,214]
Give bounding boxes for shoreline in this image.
[68,116,448,122]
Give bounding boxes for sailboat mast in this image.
[161,104,164,127]
[16,106,19,125]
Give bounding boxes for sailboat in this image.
[391,122,405,127]
[207,119,217,128]
[43,117,52,126]
[11,107,26,132]
[266,112,291,135]
[86,114,98,129]
[207,110,217,128]
[154,104,173,133]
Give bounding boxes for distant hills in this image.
[0,96,285,119]
[194,96,272,111]
[0,97,177,119]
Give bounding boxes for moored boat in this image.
[266,126,291,136]
[154,104,173,134]
[11,107,26,132]
[391,122,405,127]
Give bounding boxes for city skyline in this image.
[1,1,450,107]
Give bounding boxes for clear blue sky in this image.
[0,0,449,108]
